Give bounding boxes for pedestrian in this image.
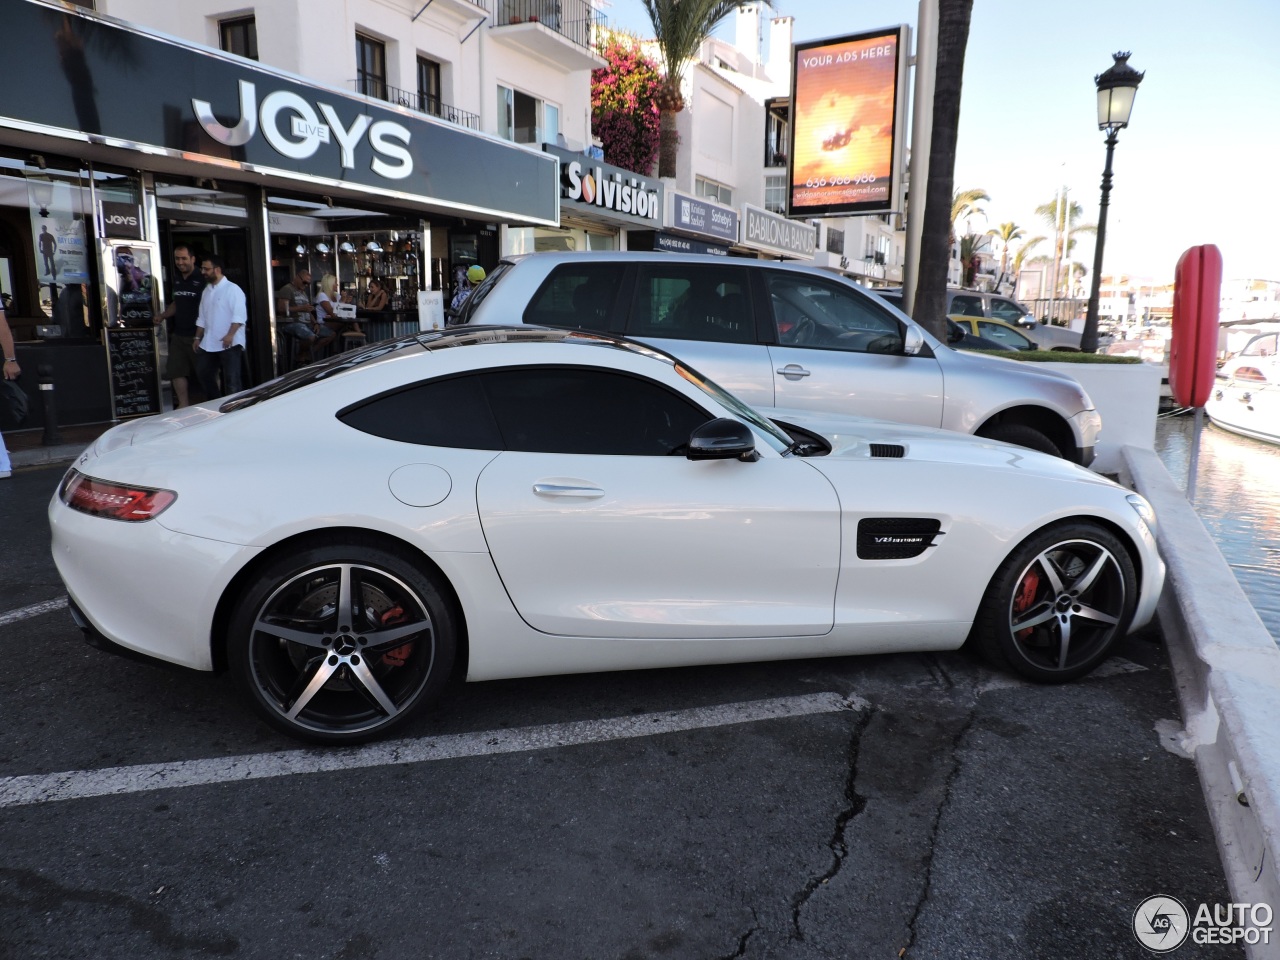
[0,301,20,478]
[154,244,203,408]
[449,264,485,315]
[194,254,247,400]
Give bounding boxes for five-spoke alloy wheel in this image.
[972,522,1137,682]
[228,541,456,744]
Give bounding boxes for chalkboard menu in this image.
[104,327,162,419]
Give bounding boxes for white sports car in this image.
[50,328,1164,744]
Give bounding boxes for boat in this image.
[1205,329,1280,444]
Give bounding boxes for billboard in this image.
[788,25,909,218]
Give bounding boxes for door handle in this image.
[533,483,605,499]
[776,364,811,379]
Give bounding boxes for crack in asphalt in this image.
[789,705,875,942]
[899,706,976,957]
[715,905,759,960]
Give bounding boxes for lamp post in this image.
[1082,52,1144,353]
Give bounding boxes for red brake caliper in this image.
[1013,569,1041,640]
[379,606,413,667]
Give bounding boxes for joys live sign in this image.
[0,0,557,225]
[546,146,662,228]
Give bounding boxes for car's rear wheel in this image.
[228,540,456,744]
[970,522,1137,682]
[975,422,1062,458]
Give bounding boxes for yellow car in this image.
[947,316,1040,351]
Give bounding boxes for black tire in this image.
[227,539,456,744]
[970,522,1137,683]
[975,422,1062,458]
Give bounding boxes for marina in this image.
[1155,410,1280,644]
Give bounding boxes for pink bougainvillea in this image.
[590,34,661,177]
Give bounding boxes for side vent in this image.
[869,443,906,458]
[857,518,942,559]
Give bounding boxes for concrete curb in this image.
[10,443,88,469]
[1121,444,1280,958]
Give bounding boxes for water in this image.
[1154,413,1280,644]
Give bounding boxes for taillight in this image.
[60,470,176,522]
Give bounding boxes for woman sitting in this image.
[316,274,360,340]
[363,278,389,313]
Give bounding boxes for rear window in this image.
[455,261,513,325]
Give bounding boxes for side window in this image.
[481,366,711,456]
[977,321,1034,350]
[765,274,904,354]
[627,264,753,344]
[950,295,984,317]
[338,374,502,449]
[989,298,1027,322]
[522,264,626,332]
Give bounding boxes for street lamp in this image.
[1082,52,1144,352]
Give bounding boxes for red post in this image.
[1169,244,1223,409]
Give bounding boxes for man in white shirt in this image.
[194,254,248,399]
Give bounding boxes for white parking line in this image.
[0,598,68,628]
[0,691,865,808]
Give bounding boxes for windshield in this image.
[674,364,793,455]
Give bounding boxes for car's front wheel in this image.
[970,522,1137,682]
[228,539,456,744]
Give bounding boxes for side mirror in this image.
[687,418,758,462]
[945,323,964,345]
[904,324,927,355]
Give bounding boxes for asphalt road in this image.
[0,462,1239,959]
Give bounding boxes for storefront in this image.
[0,0,557,426]
[628,189,738,257]
[501,146,663,256]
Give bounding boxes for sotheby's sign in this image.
[667,191,738,245]
[0,0,556,224]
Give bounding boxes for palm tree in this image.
[987,222,1024,279]
[1012,236,1046,277]
[1035,194,1094,298]
[958,233,986,287]
[641,0,741,178]
[914,0,975,339]
[950,188,989,243]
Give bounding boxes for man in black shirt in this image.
[156,244,204,407]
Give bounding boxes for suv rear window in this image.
[523,264,626,332]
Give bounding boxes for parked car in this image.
[945,318,1009,352]
[458,253,1100,464]
[51,327,1164,744]
[947,316,1040,351]
[879,287,1083,351]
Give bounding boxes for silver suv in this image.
[458,252,1100,464]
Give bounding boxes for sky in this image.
[597,0,1280,285]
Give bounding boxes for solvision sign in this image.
[546,146,662,227]
[193,80,413,180]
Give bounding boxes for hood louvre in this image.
[869,443,906,458]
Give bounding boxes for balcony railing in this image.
[480,0,604,50]
[352,80,481,131]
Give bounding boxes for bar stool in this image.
[340,327,367,353]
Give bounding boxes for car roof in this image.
[220,325,682,412]
[498,250,841,275]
